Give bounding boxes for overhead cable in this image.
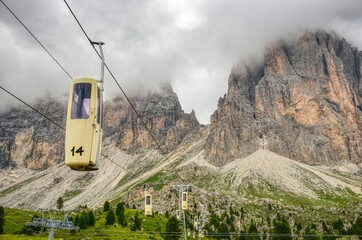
[0,85,142,181]
[63,0,186,183]
[0,0,73,79]
[0,1,145,182]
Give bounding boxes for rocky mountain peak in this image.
[205,30,362,166]
[116,83,200,152]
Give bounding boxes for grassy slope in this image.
[1,208,170,240]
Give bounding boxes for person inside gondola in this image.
[71,83,91,119]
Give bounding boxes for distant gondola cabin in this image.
[194,220,198,229]
[65,77,103,171]
[181,192,188,210]
[145,194,152,216]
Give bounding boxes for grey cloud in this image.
[1,0,362,124]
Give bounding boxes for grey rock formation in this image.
[0,98,66,169]
[0,84,199,169]
[205,30,362,166]
[116,84,200,152]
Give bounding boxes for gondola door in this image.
[90,85,102,168]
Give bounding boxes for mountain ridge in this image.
[0,30,361,216]
[205,30,362,166]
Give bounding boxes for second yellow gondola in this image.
[181,192,188,210]
[145,194,153,216]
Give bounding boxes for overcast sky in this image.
[1,0,362,124]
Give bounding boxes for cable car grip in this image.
[90,41,105,85]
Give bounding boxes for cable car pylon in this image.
[170,184,192,240]
[26,208,79,240]
[65,41,105,171]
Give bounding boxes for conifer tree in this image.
[103,201,110,212]
[332,218,345,234]
[164,216,181,240]
[218,222,229,239]
[79,213,87,229]
[246,221,259,240]
[118,209,126,226]
[131,211,141,231]
[304,226,318,240]
[348,216,362,236]
[116,202,125,216]
[272,216,291,240]
[165,210,170,218]
[0,206,4,234]
[106,209,116,225]
[210,212,220,229]
[322,221,331,235]
[88,210,96,226]
[56,197,64,210]
[296,222,302,233]
[74,215,79,226]
[239,230,246,240]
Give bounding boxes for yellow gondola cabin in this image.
[181,192,188,210]
[144,194,153,216]
[65,77,103,171]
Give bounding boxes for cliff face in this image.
[0,98,66,169]
[205,31,362,166]
[114,84,200,152]
[0,84,199,169]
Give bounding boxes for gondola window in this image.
[71,83,92,119]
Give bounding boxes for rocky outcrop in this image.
[0,98,66,169]
[116,84,200,152]
[205,30,362,166]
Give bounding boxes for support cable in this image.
[1,0,186,203]
[0,1,145,183]
[0,86,65,131]
[63,0,185,183]
[0,5,197,236]
[0,85,143,182]
[0,216,41,235]
[0,0,72,80]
